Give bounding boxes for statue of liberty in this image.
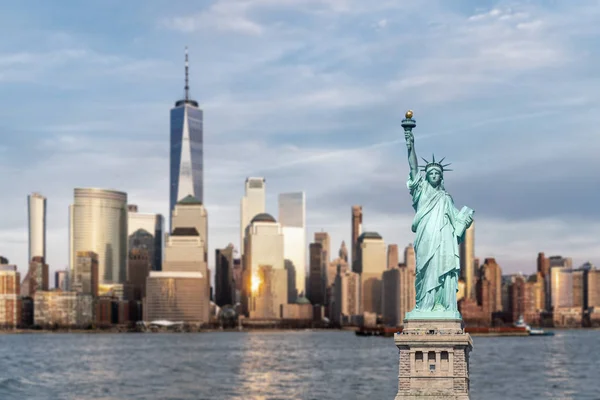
[402,110,474,320]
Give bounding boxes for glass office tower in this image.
[170,48,203,228]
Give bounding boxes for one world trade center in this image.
[170,47,203,227]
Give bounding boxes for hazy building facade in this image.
[308,242,325,306]
[387,244,399,270]
[215,244,235,307]
[240,177,266,257]
[588,269,600,309]
[249,265,288,319]
[27,256,49,297]
[242,213,285,318]
[357,232,386,314]
[333,269,360,324]
[55,270,68,291]
[127,248,150,302]
[170,48,204,225]
[170,195,208,264]
[314,231,331,286]
[145,196,210,323]
[382,267,402,326]
[28,192,46,263]
[460,221,475,300]
[278,192,306,300]
[34,291,94,327]
[69,188,128,286]
[0,265,21,328]
[71,251,99,297]
[144,271,209,324]
[551,267,573,309]
[481,258,503,312]
[128,205,164,272]
[351,205,363,273]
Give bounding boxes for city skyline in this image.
[1,1,600,278]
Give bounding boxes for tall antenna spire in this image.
[184,46,190,101]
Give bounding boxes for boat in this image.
[514,315,555,336]
[355,326,400,337]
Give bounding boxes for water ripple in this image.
[0,330,598,399]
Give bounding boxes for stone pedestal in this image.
[394,319,473,399]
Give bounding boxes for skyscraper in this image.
[351,205,362,273]
[69,188,128,286]
[308,242,325,305]
[28,193,46,262]
[128,205,164,272]
[278,192,306,301]
[387,244,399,270]
[240,177,266,256]
[170,47,204,227]
[215,244,235,307]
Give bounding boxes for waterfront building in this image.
[242,213,285,317]
[34,291,94,327]
[382,267,401,326]
[249,265,287,319]
[215,244,235,307]
[72,251,99,297]
[55,269,68,291]
[69,188,128,287]
[356,232,386,314]
[127,205,164,272]
[333,268,360,324]
[144,271,209,324]
[144,196,210,324]
[0,265,21,328]
[21,256,49,298]
[551,266,573,309]
[481,258,503,312]
[308,242,325,305]
[278,192,306,301]
[351,205,362,273]
[126,248,150,302]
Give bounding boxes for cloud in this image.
[1,0,600,281]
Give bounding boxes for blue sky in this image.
[1,0,599,279]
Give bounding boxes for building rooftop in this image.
[358,231,382,241]
[177,195,203,205]
[296,297,311,305]
[171,227,200,236]
[251,213,276,224]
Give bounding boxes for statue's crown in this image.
[420,154,452,174]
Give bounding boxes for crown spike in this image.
[432,154,436,164]
[421,157,429,164]
[438,157,446,164]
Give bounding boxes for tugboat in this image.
[514,315,555,337]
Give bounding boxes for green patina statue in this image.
[402,110,474,320]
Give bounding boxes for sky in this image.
[1,0,599,281]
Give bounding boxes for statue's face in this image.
[427,169,442,188]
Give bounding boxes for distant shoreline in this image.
[0,327,360,335]
[2,326,598,335]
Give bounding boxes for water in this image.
[0,330,598,399]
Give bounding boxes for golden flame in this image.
[405,109,413,119]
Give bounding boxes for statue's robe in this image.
[407,173,470,311]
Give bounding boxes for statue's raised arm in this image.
[402,110,419,180]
